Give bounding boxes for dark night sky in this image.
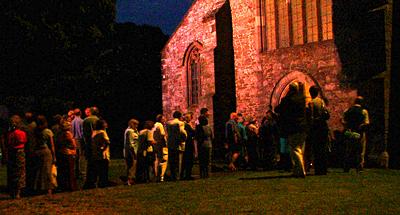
[116,0,194,35]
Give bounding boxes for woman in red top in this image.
[6,115,27,199]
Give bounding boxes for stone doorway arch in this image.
[270,70,322,108]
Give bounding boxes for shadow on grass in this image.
[238,175,295,180]
[238,173,323,180]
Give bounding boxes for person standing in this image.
[196,116,213,178]
[342,96,370,172]
[276,82,307,178]
[123,119,139,185]
[246,118,259,171]
[6,115,27,199]
[33,115,57,195]
[153,114,168,182]
[307,86,330,175]
[225,112,241,171]
[237,113,248,169]
[166,111,187,181]
[82,107,100,189]
[181,112,196,180]
[71,108,84,178]
[259,109,279,170]
[91,119,111,187]
[55,121,78,191]
[137,121,155,183]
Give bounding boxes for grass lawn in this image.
[0,159,399,214]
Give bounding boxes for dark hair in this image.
[90,106,99,116]
[173,111,182,119]
[199,115,208,126]
[156,114,164,122]
[143,120,154,130]
[95,119,107,130]
[200,108,208,115]
[74,108,81,117]
[309,86,320,98]
[128,118,139,127]
[9,115,23,130]
[355,96,364,105]
[36,115,48,129]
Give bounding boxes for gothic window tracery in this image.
[260,0,332,51]
[185,44,202,107]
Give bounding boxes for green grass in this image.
[1,160,400,214]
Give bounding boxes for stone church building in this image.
[161,0,393,162]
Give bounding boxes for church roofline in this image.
[161,0,202,54]
[161,0,226,54]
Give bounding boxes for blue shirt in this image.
[71,116,84,139]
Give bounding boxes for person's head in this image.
[67,110,74,120]
[84,107,91,117]
[288,82,299,95]
[90,106,99,116]
[24,111,34,123]
[354,96,364,106]
[200,108,209,117]
[230,112,238,121]
[156,114,166,123]
[199,115,208,126]
[128,118,139,129]
[36,115,48,130]
[248,117,257,125]
[61,121,72,131]
[143,120,154,130]
[173,111,183,120]
[53,114,63,125]
[237,113,245,123]
[297,82,305,96]
[10,115,23,130]
[74,108,82,117]
[184,112,193,123]
[309,86,320,99]
[95,119,108,130]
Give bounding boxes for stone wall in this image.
[163,0,358,131]
[229,0,356,131]
[162,0,227,123]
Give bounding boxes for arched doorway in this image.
[270,71,322,108]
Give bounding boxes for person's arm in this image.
[49,134,56,164]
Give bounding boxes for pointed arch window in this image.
[184,42,202,107]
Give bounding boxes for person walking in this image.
[276,82,307,178]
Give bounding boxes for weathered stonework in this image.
[162,0,363,135]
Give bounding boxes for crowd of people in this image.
[0,83,370,199]
[223,83,370,178]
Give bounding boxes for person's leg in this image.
[168,148,177,180]
[288,133,306,177]
[98,159,109,187]
[178,151,184,180]
[83,159,96,189]
[358,133,367,171]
